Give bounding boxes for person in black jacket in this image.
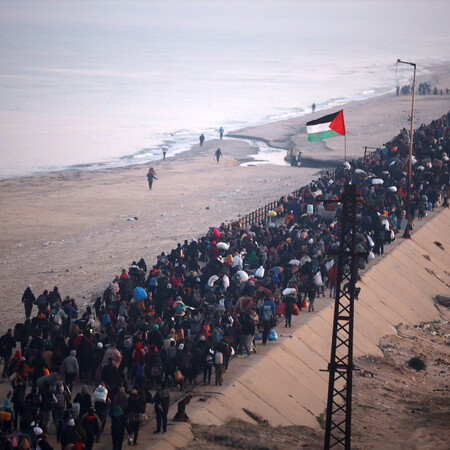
[153,382,170,433]
[80,407,101,450]
[21,287,36,320]
[110,406,132,450]
[73,385,92,419]
[126,389,145,445]
[11,375,26,430]
[0,329,16,378]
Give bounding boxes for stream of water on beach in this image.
[0,0,449,179]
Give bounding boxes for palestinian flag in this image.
[306,110,346,142]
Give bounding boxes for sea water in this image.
[0,0,449,179]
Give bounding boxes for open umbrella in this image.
[134,287,147,301]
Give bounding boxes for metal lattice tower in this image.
[324,184,359,449]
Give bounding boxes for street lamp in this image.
[396,59,416,238]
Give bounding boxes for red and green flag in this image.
[306,110,346,142]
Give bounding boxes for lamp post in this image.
[396,59,416,238]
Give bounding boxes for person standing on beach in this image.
[146,167,157,191]
[162,147,167,160]
[199,133,205,146]
[219,127,224,139]
[215,148,222,163]
[312,103,316,113]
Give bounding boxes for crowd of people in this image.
[0,112,448,450]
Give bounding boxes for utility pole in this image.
[396,59,416,238]
[323,185,359,449]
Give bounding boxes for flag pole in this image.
[344,133,347,163]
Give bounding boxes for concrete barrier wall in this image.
[184,209,450,433]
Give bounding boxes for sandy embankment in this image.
[0,62,449,330]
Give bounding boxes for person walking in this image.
[0,329,16,378]
[21,287,36,320]
[60,350,79,391]
[219,127,224,139]
[153,382,170,434]
[110,406,132,450]
[126,389,145,446]
[146,167,157,191]
[214,148,222,164]
[199,133,205,146]
[312,102,316,113]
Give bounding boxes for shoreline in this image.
[2,61,449,182]
[0,63,449,327]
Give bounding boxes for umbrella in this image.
[268,210,277,217]
[235,270,249,282]
[388,186,397,192]
[372,178,384,185]
[134,287,147,301]
[217,242,229,251]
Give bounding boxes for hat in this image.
[33,427,43,436]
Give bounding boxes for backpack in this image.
[101,314,111,326]
[148,277,158,288]
[175,303,184,315]
[261,306,273,322]
[151,364,161,378]
[136,363,146,379]
[205,354,214,366]
[54,391,66,410]
[214,352,223,365]
[0,410,12,423]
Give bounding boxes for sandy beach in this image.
[1,62,449,328]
